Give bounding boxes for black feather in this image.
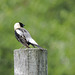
[34,44,43,50]
[15,30,30,48]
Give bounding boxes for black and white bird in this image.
[14,22,42,49]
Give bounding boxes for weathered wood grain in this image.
[14,48,47,75]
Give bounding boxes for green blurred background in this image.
[0,0,75,75]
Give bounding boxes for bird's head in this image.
[14,22,25,30]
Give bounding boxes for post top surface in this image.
[14,48,47,52]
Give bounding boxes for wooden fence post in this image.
[14,48,47,75]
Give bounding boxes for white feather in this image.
[14,23,21,30]
[28,38,38,45]
[16,30,23,36]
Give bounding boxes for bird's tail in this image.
[35,44,43,50]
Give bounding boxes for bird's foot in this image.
[20,45,25,50]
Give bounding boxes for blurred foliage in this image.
[0,0,75,75]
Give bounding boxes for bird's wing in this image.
[15,28,30,48]
[16,28,38,45]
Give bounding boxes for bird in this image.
[14,22,43,49]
